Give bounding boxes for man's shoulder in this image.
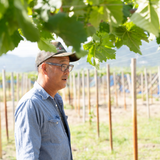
[15,88,42,118]
[16,88,41,112]
[19,88,39,104]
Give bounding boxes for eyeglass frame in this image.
[45,62,74,72]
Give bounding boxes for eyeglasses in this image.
[45,62,74,72]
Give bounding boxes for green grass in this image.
[1,130,16,160]
[70,117,160,160]
[1,117,160,160]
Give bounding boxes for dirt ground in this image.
[1,90,160,129]
[0,94,160,159]
[64,96,160,125]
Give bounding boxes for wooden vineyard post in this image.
[77,71,80,117]
[122,72,126,110]
[87,69,91,125]
[141,73,144,103]
[17,73,19,102]
[144,68,150,118]
[131,58,138,160]
[118,75,121,100]
[149,71,153,104]
[21,73,24,97]
[73,72,76,111]
[24,75,26,94]
[67,77,71,105]
[2,69,9,141]
[26,75,28,93]
[127,74,131,106]
[102,75,106,104]
[11,72,15,130]
[28,79,31,90]
[107,64,113,151]
[95,68,99,137]
[69,74,73,106]
[26,75,28,92]
[113,72,118,107]
[100,76,103,103]
[82,70,85,123]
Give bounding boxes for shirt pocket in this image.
[48,117,65,144]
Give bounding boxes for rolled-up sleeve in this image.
[15,99,41,160]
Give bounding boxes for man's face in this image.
[46,56,70,91]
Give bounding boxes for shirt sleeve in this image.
[15,99,41,160]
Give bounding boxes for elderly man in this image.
[15,42,79,160]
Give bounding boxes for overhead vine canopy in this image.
[0,0,160,67]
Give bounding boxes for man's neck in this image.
[37,79,57,98]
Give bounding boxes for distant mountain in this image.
[0,40,160,72]
[0,54,36,72]
[105,40,160,68]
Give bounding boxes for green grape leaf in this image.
[84,41,96,65]
[86,26,96,37]
[62,0,85,16]
[38,22,55,51]
[40,30,54,40]
[99,22,110,33]
[34,0,61,15]
[75,50,88,58]
[38,38,57,52]
[109,33,116,43]
[86,43,95,65]
[115,38,123,49]
[2,0,19,35]
[114,22,149,54]
[11,30,23,47]
[89,0,123,28]
[0,0,9,19]
[86,42,116,68]
[87,0,100,5]
[71,0,86,16]
[99,32,114,47]
[105,0,123,27]
[156,33,160,44]
[87,0,105,5]
[84,32,116,68]
[33,0,61,22]
[122,3,133,23]
[0,28,23,55]
[83,41,93,50]
[96,45,116,60]
[93,34,100,42]
[44,12,87,52]
[130,2,159,37]
[89,6,107,28]
[14,0,40,42]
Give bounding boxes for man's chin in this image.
[59,84,67,90]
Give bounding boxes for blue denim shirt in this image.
[15,82,72,160]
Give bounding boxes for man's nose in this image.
[64,68,70,74]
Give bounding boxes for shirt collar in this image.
[34,82,63,106]
[34,81,51,100]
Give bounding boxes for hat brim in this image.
[53,52,80,62]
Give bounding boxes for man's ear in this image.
[41,63,48,75]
